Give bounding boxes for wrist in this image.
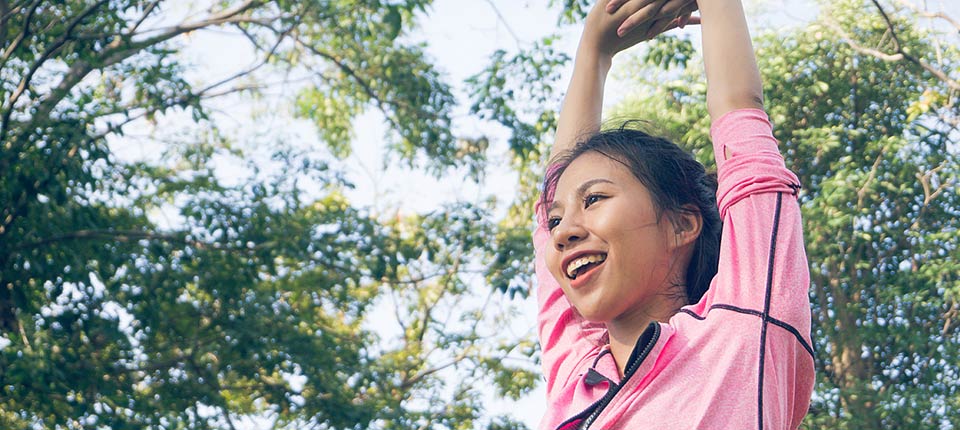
[575,41,614,72]
[696,0,741,13]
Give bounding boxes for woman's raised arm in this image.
[698,0,764,118]
[550,0,698,164]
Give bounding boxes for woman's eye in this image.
[547,217,561,231]
[584,194,605,208]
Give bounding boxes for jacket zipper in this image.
[578,323,661,429]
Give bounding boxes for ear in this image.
[670,205,703,249]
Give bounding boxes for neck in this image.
[607,294,684,378]
[608,248,695,377]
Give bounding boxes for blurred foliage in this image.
[3,0,957,429]
[0,0,546,429]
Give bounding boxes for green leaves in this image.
[12,0,957,428]
[296,88,362,159]
[485,225,534,299]
[1,1,540,429]
[278,0,460,177]
[384,6,404,41]
[642,35,696,70]
[550,0,591,24]
[467,36,569,164]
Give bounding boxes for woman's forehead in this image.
[556,153,632,190]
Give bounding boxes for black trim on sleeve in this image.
[767,315,815,358]
[677,305,815,360]
[757,192,785,430]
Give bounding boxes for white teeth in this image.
[565,254,607,278]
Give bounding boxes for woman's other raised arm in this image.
[698,0,764,119]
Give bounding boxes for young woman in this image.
[534,0,815,428]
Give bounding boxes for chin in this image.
[573,306,612,324]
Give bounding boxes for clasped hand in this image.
[583,0,700,57]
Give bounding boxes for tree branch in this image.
[125,0,162,37]
[194,20,297,97]
[0,0,109,142]
[219,403,239,430]
[909,161,951,231]
[892,0,960,33]
[132,0,267,45]
[26,0,270,136]
[868,0,960,90]
[292,36,406,134]
[0,4,289,236]
[0,0,9,51]
[482,0,521,48]
[17,311,33,353]
[856,146,887,209]
[12,229,193,252]
[0,0,41,72]
[399,346,474,391]
[414,250,463,346]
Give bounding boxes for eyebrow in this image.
[547,178,614,213]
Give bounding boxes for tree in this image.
[607,0,959,427]
[13,0,954,428]
[0,1,547,428]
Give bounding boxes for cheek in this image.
[591,205,650,240]
[544,247,564,281]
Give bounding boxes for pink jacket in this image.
[534,109,814,429]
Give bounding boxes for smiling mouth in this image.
[565,254,607,280]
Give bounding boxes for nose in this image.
[553,217,587,251]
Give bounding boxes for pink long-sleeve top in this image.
[534,109,814,429]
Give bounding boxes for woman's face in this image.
[545,152,685,325]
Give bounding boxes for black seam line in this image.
[767,316,815,359]
[758,192,784,430]
[555,353,619,429]
[677,305,815,359]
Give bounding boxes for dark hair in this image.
[541,124,721,304]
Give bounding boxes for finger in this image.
[657,0,698,21]
[644,18,671,39]
[616,0,668,36]
[646,13,699,38]
[605,0,624,13]
[606,0,656,14]
[668,2,699,29]
[644,10,688,39]
[674,3,698,27]
[677,2,699,16]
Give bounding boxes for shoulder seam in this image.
[677,305,814,359]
